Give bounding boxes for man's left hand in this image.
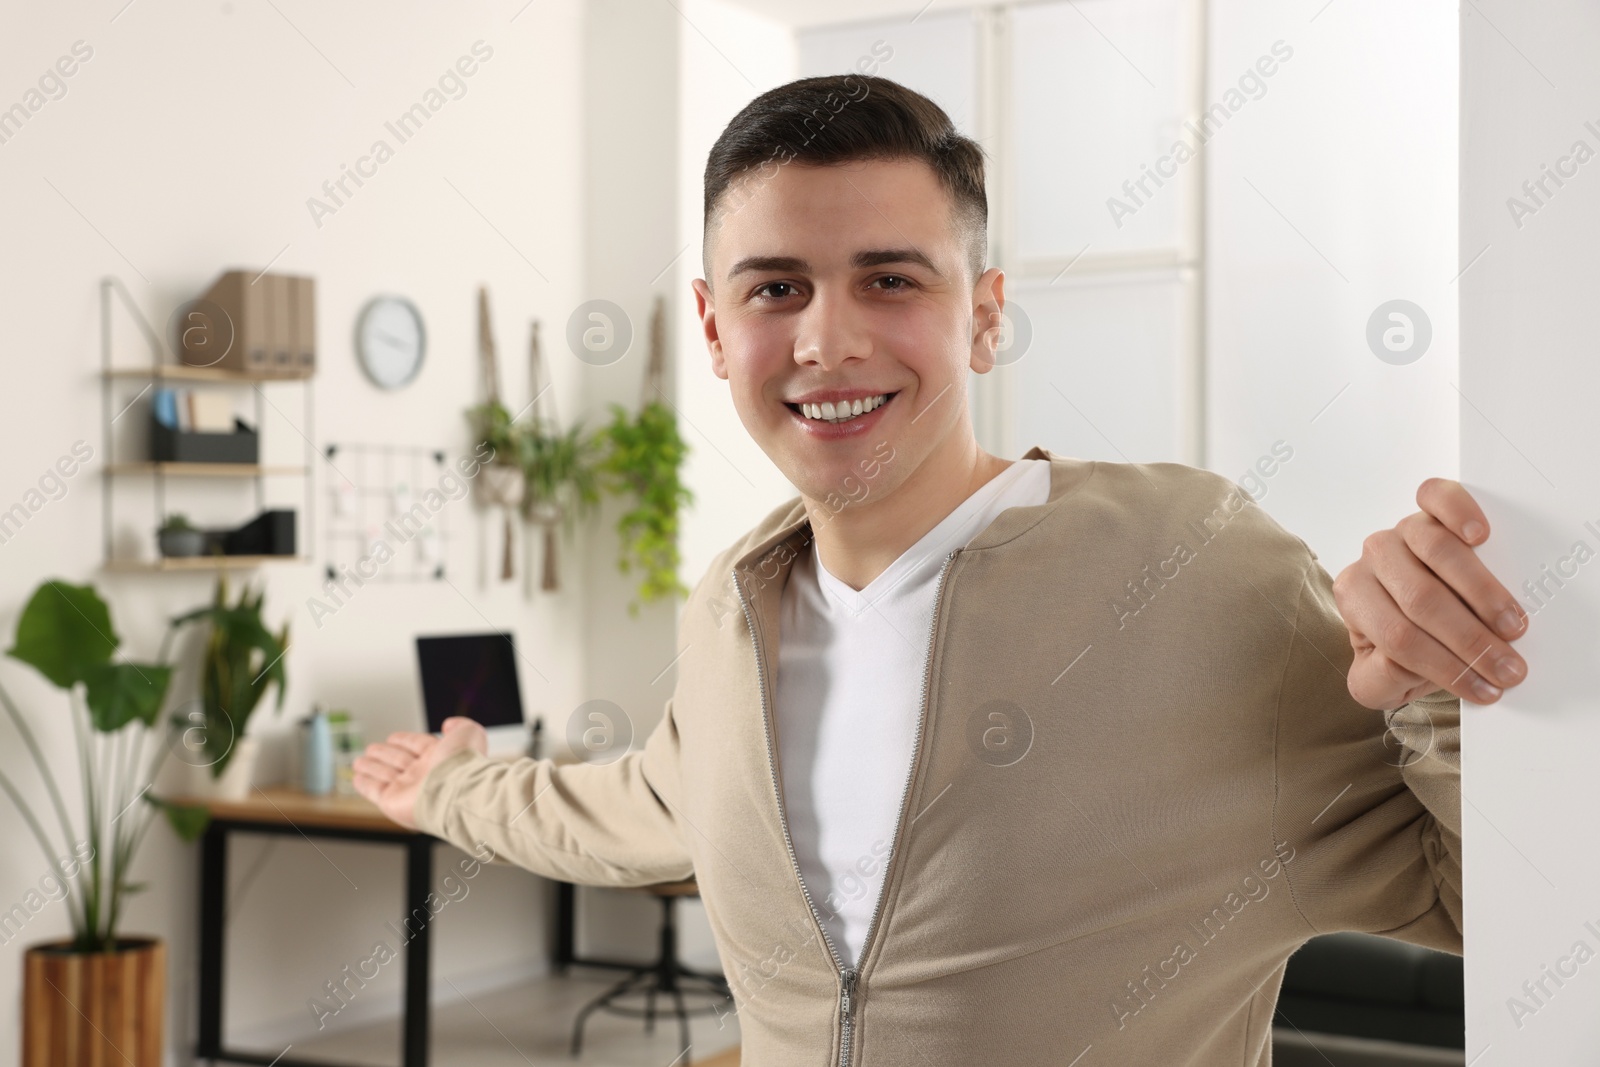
[1334,477,1529,710]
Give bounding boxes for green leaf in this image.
[145,794,210,842]
[170,576,288,777]
[82,661,172,732]
[466,399,519,456]
[7,580,119,688]
[593,400,692,613]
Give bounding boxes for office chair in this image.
[569,878,734,1057]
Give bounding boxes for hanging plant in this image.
[595,295,693,616]
[515,319,604,593]
[465,396,519,465]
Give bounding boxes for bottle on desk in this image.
[334,729,359,795]
[302,706,334,796]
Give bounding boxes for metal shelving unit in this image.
[99,275,315,571]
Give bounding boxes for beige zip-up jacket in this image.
[415,446,1462,1066]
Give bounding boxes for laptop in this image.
[415,632,532,758]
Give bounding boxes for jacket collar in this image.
[730,445,1099,600]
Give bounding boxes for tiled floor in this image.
[243,972,1463,1067]
[272,968,742,1067]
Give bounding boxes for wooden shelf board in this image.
[104,555,308,571]
[106,462,307,477]
[103,365,312,383]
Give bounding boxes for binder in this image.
[239,272,268,373]
[180,270,267,373]
[265,272,293,372]
[289,274,316,373]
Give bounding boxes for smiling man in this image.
[355,76,1528,1065]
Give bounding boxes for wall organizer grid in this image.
[322,443,451,583]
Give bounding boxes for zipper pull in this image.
[838,967,859,1067]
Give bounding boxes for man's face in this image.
[692,157,1004,508]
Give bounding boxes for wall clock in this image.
[355,295,426,389]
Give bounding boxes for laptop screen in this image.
[415,632,525,733]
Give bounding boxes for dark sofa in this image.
[1274,931,1464,1049]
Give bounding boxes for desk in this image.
[169,775,664,1067]
[167,786,436,1067]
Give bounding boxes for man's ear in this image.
[969,267,1005,375]
[692,278,728,380]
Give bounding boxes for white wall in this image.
[798,9,979,138]
[0,2,594,1059]
[1205,0,1458,571]
[1461,1,1600,1058]
[573,0,736,970]
[673,0,799,587]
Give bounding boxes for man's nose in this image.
[793,288,872,370]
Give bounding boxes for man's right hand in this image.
[352,716,488,830]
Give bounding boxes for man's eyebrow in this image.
[853,247,943,277]
[726,248,944,281]
[727,254,808,279]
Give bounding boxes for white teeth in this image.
[798,394,887,423]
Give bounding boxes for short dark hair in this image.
[702,74,989,286]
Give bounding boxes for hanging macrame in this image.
[522,320,562,593]
[515,317,604,596]
[470,284,525,582]
[642,294,667,411]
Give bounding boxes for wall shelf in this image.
[102,365,312,384]
[100,274,316,571]
[104,555,310,572]
[107,462,310,478]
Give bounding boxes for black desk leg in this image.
[555,882,575,974]
[403,837,433,1067]
[197,821,227,1060]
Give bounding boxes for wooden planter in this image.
[22,937,165,1067]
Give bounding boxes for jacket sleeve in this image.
[411,697,696,887]
[1273,551,1463,956]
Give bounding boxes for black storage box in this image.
[151,415,259,464]
[218,509,296,556]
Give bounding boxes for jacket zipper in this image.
[735,546,959,1067]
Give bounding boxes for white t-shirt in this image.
[774,458,1052,967]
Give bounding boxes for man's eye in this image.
[872,275,912,291]
[755,282,798,300]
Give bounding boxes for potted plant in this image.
[467,396,526,500]
[1,579,210,1067]
[157,512,205,558]
[594,295,693,615]
[518,419,604,591]
[167,572,289,800]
